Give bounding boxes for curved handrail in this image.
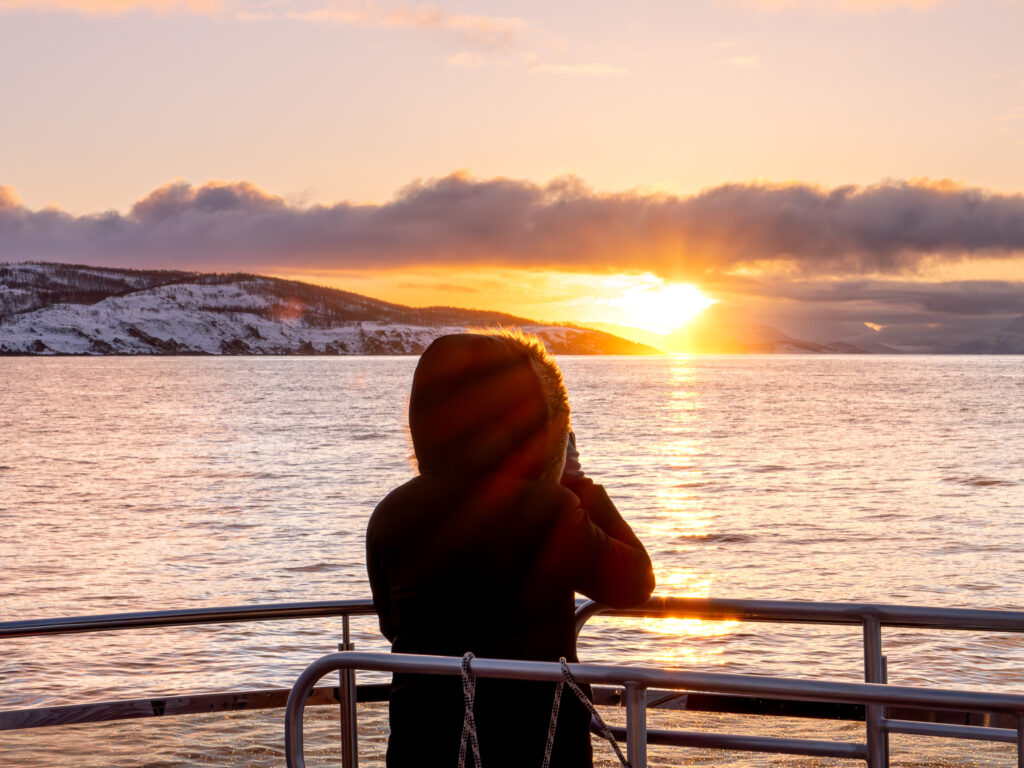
[8,594,1024,745]
[574,596,1024,636]
[0,599,377,639]
[283,651,1024,768]
[6,595,1024,641]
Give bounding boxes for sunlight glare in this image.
[603,277,717,334]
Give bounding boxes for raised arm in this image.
[555,431,655,606]
[560,472,655,609]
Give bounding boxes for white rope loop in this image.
[559,658,631,768]
[539,671,565,768]
[457,653,630,768]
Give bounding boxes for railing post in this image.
[624,681,647,768]
[863,616,888,768]
[1017,715,1023,768]
[338,616,358,768]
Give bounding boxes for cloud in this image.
[0,0,525,41]
[397,280,479,293]
[130,179,285,220]
[0,0,215,12]
[0,185,23,209]
[682,274,1024,351]
[281,3,527,52]
[3,174,1024,279]
[995,105,1024,135]
[529,63,627,76]
[736,0,945,12]
[447,52,486,68]
[278,4,624,73]
[748,278,1024,317]
[447,54,626,76]
[718,54,761,68]
[0,0,626,76]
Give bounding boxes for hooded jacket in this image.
[366,334,655,768]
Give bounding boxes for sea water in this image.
[2,355,1023,767]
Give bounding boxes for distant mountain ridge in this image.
[604,308,1024,355]
[0,262,657,355]
[950,315,1024,354]
[596,317,884,354]
[686,323,876,354]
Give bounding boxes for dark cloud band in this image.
[2,174,1024,275]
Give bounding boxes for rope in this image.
[458,653,482,768]
[539,671,564,768]
[458,653,630,768]
[559,658,630,768]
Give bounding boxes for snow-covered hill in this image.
[950,315,1024,354]
[711,324,873,354]
[661,320,875,354]
[0,263,657,355]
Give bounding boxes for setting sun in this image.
[604,279,718,335]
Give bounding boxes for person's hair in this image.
[471,327,569,427]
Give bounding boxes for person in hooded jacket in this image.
[366,330,655,768]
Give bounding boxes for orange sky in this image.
[3,0,1024,216]
[273,267,719,348]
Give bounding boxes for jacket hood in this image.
[409,334,556,478]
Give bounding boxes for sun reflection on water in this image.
[640,570,739,665]
[633,358,739,666]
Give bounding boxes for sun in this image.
[604,279,717,335]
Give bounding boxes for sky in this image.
[2,0,1024,351]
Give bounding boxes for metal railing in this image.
[283,650,1024,768]
[5,596,1024,767]
[0,599,378,639]
[573,597,1024,767]
[0,600,378,730]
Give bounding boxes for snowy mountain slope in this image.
[0,262,184,319]
[677,322,871,354]
[0,263,657,355]
[589,319,878,354]
[718,324,866,354]
[950,315,1024,354]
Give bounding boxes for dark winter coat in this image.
[366,334,654,768]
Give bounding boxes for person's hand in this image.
[562,430,585,480]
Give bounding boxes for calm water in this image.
[2,355,1023,767]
